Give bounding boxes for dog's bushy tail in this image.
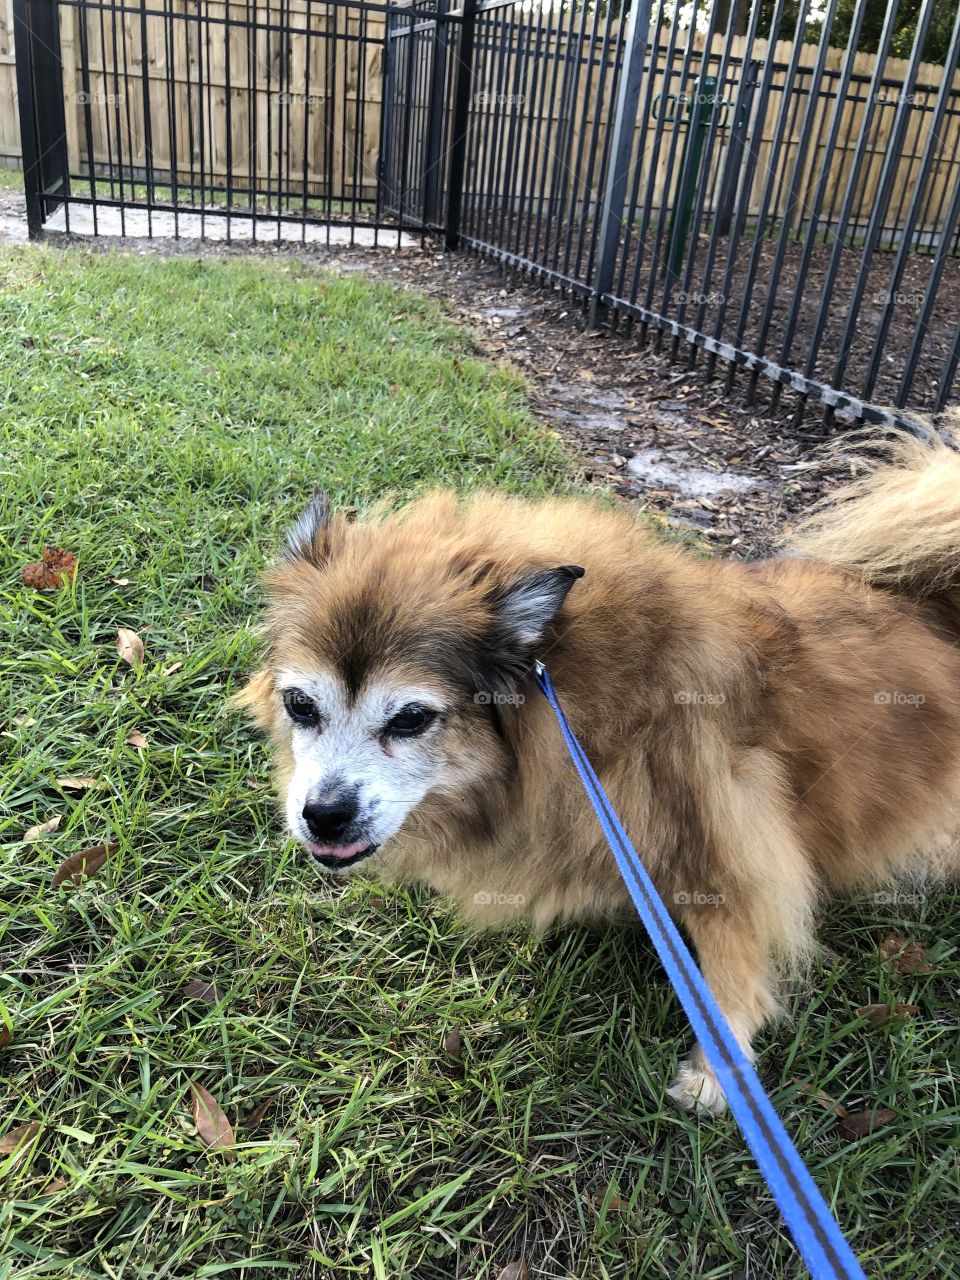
[784,417,960,596]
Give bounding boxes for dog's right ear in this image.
[283,489,330,566]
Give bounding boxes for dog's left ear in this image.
[283,489,330,566]
[494,564,585,649]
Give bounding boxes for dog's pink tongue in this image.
[309,839,369,860]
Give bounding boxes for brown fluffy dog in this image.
[238,429,960,1113]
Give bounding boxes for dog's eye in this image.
[282,687,320,727]
[384,704,437,738]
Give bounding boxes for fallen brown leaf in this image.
[792,1079,847,1117]
[23,815,61,844]
[40,1177,68,1195]
[56,775,101,792]
[22,547,77,591]
[124,730,148,749]
[52,840,117,887]
[879,933,906,957]
[245,1094,278,1130]
[0,1122,42,1156]
[495,1262,529,1280]
[879,935,932,975]
[591,1188,624,1212]
[116,628,145,669]
[854,1003,920,1027]
[183,979,220,1005]
[190,1082,235,1156]
[442,1029,463,1060]
[895,943,932,975]
[837,1108,897,1140]
[0,1026,10,1050]
[162,661,183,677]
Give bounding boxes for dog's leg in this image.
[666,906,780,1116]
[663,752,815,1116]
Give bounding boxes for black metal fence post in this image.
[714,62,758,239]
[378,11,399,213]
[589,0,653,327]
[444,0,478,248]
[12,0,69,237]
[422,0,451,230]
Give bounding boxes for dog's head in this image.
[237,491,584,873]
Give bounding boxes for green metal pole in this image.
[668,76,716,277]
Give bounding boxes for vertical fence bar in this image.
[379,10,397,216]
[139,0,155,235]
[771,0,866,410]
[861,3,960,401]
[583,6,629,294]
[709,0,791,388]
[627,2,681,338]
[796,0,902,398]
[659,1,722,331]
[896,152,960,407]
[496,2,527,252]
[589,0,653,326]
[108,0,126,229]
[445,0,477,247]
[734,0,817,402]
[163,0,179,236]
[700,0,770,378]
[529,0,565,266]
[76,0,98,232]
[511,4,548,260]
[934,324,960,412]
[14,0,71,237]
[461,5,489,241]
[828,0,936,405]
[485,6,520,249]
[547,0,586,277]
[559,1,605,283]
[422,0,450,228]
[668,0,742,359]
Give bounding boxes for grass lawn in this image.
[0,245,957,1280]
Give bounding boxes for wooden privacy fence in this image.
[1,0,20,164]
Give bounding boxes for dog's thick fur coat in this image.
[240,429,960,1112]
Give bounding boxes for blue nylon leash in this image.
[534,660,866,1280]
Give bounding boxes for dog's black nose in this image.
[302,795,357,843]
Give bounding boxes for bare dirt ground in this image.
[465,211,960,412]
[4,180,865,559]
[362,244,848,559]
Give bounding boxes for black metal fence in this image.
[14,0,410,244]
[14,0,960,424]
[450,0,960,424]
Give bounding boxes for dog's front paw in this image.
[667,1059,728,1116]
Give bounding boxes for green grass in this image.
[0,245,957,1279]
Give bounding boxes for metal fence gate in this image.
[13,0,960,425]
[380,0,456,230]
[13,0,451,245]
